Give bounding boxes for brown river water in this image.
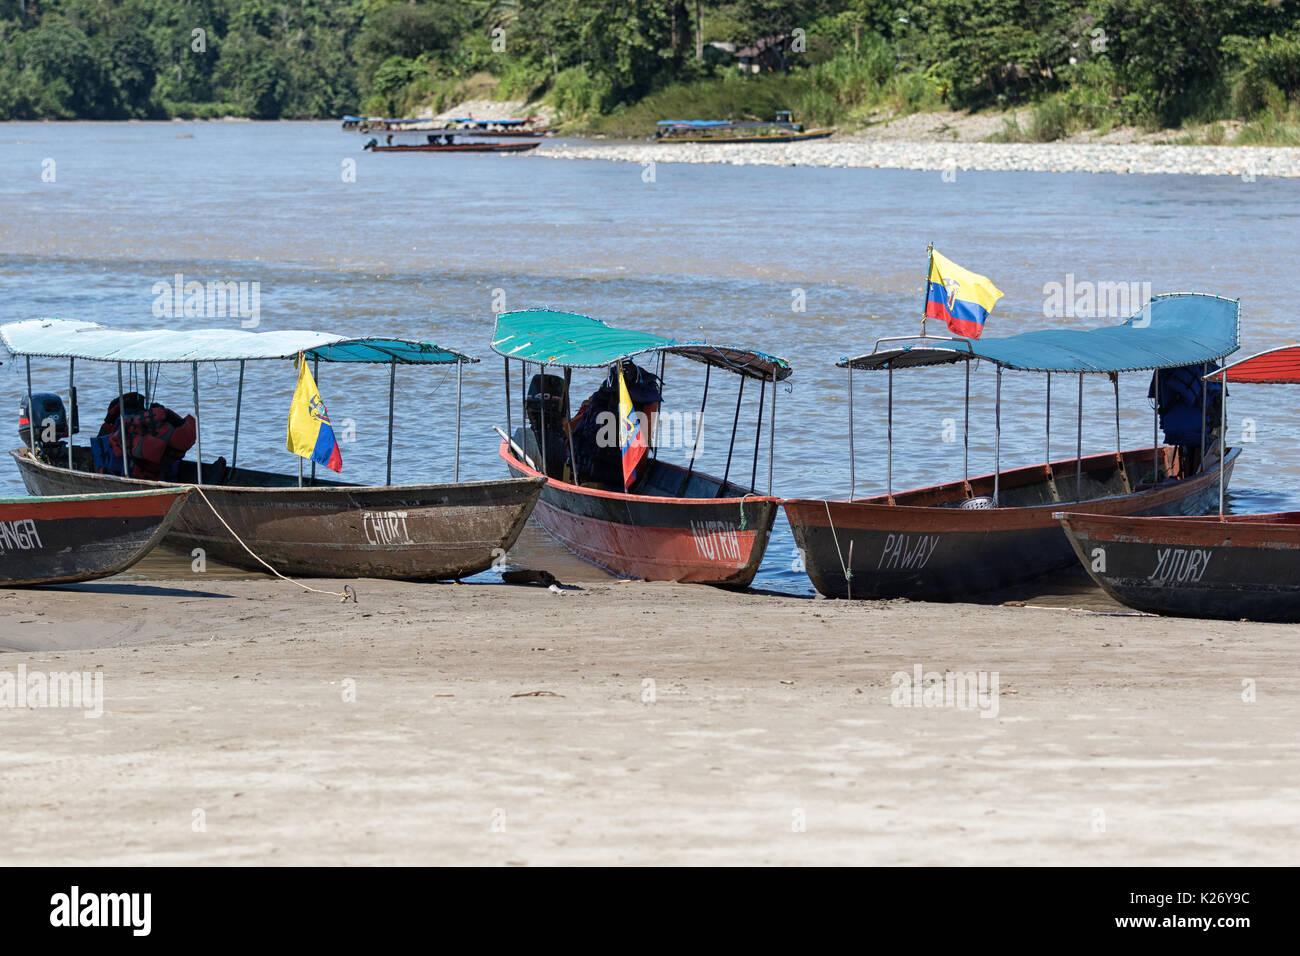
[3,121,1299,593]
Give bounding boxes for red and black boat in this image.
[491,309,791,587]
[1059,344,1300,621]
[0,489,189,586]
[363,133,539,153]
[785,292,1243,601]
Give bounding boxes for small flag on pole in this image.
[286,354,343,472]
[617,365,648,490]
[925,249,1004,339]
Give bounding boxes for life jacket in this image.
[91,393,197,480]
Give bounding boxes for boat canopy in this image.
[0,319,475,365]
[1205,345,1300,384]
[840,293,1240,374]
[489,309,791,381]
[656,120,734,127]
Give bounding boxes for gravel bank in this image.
[537,138,1300,177]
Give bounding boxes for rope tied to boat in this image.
[823,499,853,591]
[738,493,753,530]
[186,484,357,603]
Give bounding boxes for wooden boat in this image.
[3,321,544,581]
[1059,345,1300,621]
[0,488,189,587]
[347,116,551,136]
[363,135,539,153]
[784,292,1243,601]
[653,115,834,144]
[491,309,791,587]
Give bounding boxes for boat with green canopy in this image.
[3,319,544,581]
[490,309,791,587]
[782,292,1242,601]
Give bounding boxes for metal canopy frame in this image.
[4,323,477,490]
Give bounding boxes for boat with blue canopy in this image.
[490,309,791,587]
[1059,343,1300,621]
[3,319,544,582]
[782,292,1242,601]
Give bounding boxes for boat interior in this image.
[42,445,354,488]
[860,445,1211,508]
[509,427,757,500]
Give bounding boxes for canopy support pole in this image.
[1152,388,1159,486]
[1112,372,1121,453]
[886,362,894,500]
[503,357,512,440]
[143,363,150,408]
[563,367,579,487]
[1075,373,1083,501]
[386,359,396,486]
[1201,361,1208,468]
[1219,372,1228,517]
[192,362,203,485]
[963,361,970,485]
[767,369,776,496]
[24,356,34,452]
[538,363,548,477]
[993,367,1002,506]
[310,357,318,486]
[67,358,75,471]
[232,360,245,476]
[750,374,766,493]
[721,375,744,491]
[455,360,463,483]
[848,365,855,501]
[1044,371,1051,471]
[117,362,130,478]
[678,364,709,496]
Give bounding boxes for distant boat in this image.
[345,115,551,136]
[363,134,540,154]
[0,489,189,587]
[654,111,834,143]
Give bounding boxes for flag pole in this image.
[921,242,934,337]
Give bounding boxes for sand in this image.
[2,570,1297,866]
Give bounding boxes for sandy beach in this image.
[2,571,1296,866]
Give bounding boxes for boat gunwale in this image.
[499,441,777,508]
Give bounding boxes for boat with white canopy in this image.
[3,319,544,581]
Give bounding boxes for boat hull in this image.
[12,450,545,581]
[784,446,1238,601]
[0,489,189,586]
[501,442,777,587]
[1059,511,1300,622]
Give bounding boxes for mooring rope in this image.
[823,499,852,590]
[186,484,356,602]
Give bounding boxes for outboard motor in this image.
[525,373,570,479]
[19,392,72,461]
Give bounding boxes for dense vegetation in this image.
[4,1,1300,141]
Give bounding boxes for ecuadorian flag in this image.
[286,355,343,472]
[925,249,1004,339]
[617,365,647,490]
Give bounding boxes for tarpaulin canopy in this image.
[840,293,1240,374]
[0,319,474,365]
[490,309,792,381]
[1205,345,1300,384]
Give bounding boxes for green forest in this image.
[4,1,1300,141]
